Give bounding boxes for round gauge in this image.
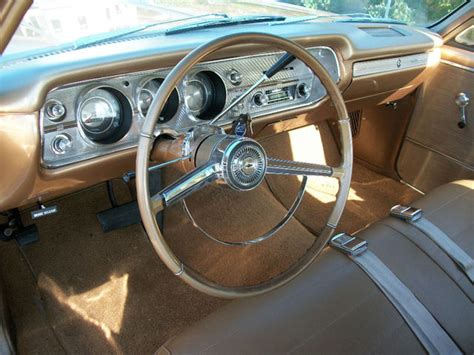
[183,73,212,116]
[138,87,155,116]
[80,89,121,134]
[183,71,226,120]
[138,78,179,123]
[78,87,132,144]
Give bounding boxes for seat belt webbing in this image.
[410,218,474,283]
[352,251,461,355]
[330,233,462,355]
[390,205,474,283]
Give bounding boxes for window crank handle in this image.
[455,92,469,129]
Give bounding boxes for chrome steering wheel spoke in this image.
[266,157,335,177]
[151,162,221,213]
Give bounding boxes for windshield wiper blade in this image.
[165,15,286,35]
[271,13,406,26]
[74,13,229,50]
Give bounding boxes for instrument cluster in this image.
[40,47,340,168]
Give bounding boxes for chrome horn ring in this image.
[181,132,306,246]
[181,176,308,247]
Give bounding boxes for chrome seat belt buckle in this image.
[330,233,368,256]
[390,205,423,222]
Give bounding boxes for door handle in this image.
[455,93,469,129]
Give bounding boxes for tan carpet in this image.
[0,182,227,354]
[162,181,315,287]
[0,122,421,354]
[261,123,422,235]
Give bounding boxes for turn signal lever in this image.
[455,92,470,129]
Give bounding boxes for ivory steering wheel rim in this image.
[136,32,353,299]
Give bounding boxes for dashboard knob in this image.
[253,92,268,107]
[297,83,311,98]
[46,100,66,122]
[51,134,72,155]
[227,69,242,86]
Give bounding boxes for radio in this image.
[252,82,310,107]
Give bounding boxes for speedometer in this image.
[80,89,121,134]
[77,87,132,144]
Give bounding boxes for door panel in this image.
[398,44,474,192]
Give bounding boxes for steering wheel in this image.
[136,33,352,298]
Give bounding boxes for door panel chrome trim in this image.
[405,137,474,171]
[440,59,474,73]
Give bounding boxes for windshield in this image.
[4,0,468,57]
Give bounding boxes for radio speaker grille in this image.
[348,110,362,137]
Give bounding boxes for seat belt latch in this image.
[330,233,368,256]
[390,205,423,222]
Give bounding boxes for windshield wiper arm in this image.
[165,15,286,35]
[74,13,229,50]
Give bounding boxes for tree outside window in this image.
[300,0,466,26]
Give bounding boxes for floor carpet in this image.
[0,123,421,354]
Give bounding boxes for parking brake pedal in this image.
[1,209,39,246]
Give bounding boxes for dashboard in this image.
[0,21,443,211]
[40,47,339,168]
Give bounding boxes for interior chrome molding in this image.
[439,59,474,73]
[405,137,474,170]
[40,46,340,168]
[182,175,308,247]
[353,50,440,77]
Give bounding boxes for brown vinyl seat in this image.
[158,180,474,355]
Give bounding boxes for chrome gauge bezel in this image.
[181,69,227,121]
[75,84,133,145]
[183,73,213,116]
[78,92,119,135]
[136,76,181,122]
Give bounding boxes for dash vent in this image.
[349,110,362,137]
[360,27,404,37]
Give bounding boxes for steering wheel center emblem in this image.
[241,156,259,175]
[223,139,267,191]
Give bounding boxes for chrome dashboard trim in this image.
[40,46,340,168]
[353,52,434,77]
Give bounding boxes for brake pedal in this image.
[97,201,141,233]
[98,171,164,233]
